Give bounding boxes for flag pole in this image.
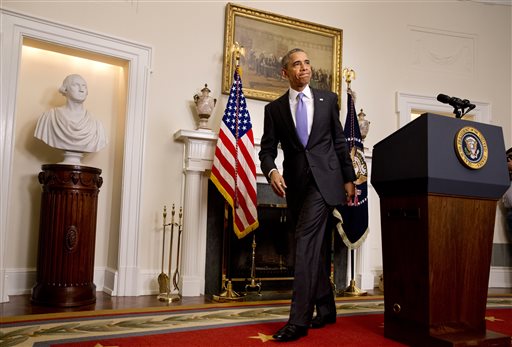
[340,68,367,297]
[213,201,243,302]
[342,248,367,296]
[212,42,248,302]
[329,228,337,292]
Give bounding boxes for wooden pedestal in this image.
[32,164,102,307]
[372,114,511,346]
[381,195,510,347]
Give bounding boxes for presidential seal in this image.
[350,146,368,185]
[454,126,488,169]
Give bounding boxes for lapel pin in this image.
[319,98,324,101]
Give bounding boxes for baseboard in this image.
[2,266,509,303]
[4,268,35,296]
[103,267,117,296]
[0,268,7,302]
[489,266,512,288]
[358,272,376,290]
[4,267,111,300]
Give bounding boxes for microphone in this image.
[436,93,475,117]
[437,94,462,108]
[465,102,476,112]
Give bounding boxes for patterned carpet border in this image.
[1,295,385,324]
[1,297,511,347]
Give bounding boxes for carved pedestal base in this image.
[31,164,102,307]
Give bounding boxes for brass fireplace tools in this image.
[157,206,170,295]
[157,204,183,303]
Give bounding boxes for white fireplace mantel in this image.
[173,129,277,296]
[173,129,216,296]
[174,129,218,172]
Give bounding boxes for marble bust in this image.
[34,74,107,163]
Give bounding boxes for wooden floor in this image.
[1,288,509,318]
[0,289,384,318]
[0,292,210,317]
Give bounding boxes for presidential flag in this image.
[334,88,369,249]
[210,67,259,239]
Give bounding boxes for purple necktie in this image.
[296,92,308,146]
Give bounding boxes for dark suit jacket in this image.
[259,87,356,213]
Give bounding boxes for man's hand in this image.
[270,170,287,198]
[345,181,355,203]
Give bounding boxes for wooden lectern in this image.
[32,164,102,307]
[371,113,510,346]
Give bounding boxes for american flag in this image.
[210,67,259,239]
[334,88,369,249]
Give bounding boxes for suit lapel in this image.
[309,88,327,145]
[277,92,301,145]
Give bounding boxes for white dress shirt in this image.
[288,85,314,137]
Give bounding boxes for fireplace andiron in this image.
[245,233,262,295]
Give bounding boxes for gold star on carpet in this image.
[249,332,274,342]
[94,344,119,347]
[485,316,504,322]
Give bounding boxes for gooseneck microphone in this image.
[436,93,475,118]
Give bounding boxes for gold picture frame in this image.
[222,3,343,102]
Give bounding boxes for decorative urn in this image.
[357,109,370,141]
[193,84,216,130]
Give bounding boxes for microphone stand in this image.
[453,106,462,119]
[452,105,474,119]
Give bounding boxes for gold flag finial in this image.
[342,68,356,90]
[231,42,246,75]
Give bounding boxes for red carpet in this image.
[50,313,401,346]
[2,299,511,347]
[47,309,511,347]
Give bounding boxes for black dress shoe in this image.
[273,323,308,342]
[310,313,337,329]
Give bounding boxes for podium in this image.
[32,164,102,307]
[371,113,510,346]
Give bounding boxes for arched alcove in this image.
[0,9,152,301]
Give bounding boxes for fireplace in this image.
[174,129,350,298]
[204,181,350,297]
[205,182,294,296]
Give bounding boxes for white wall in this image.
[1,0,511,296]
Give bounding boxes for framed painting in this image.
[222,3,343,102]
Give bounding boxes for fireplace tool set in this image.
[157,204,183,303]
